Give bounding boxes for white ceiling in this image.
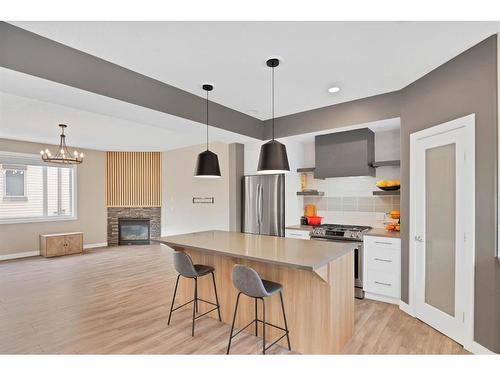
[0,68,254,151]
[10,21,500,120]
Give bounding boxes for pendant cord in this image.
[272,65,275,141]
[206,90,209,151]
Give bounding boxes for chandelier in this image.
[40,124,84,164]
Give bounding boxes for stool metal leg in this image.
[211,272,222,322]
[192,277,197,336]
[254,298,258,336]
[261,297,266,355]
[226,292,241,354]
[279,291,291,350]
[167,274,181,325]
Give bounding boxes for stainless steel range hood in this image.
[314,128,376,178]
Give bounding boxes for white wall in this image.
[244,138,304,226]
[162,142,231,236]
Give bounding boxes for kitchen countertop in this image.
[364,228,401,238]
[285,224,314,232]
[153,230,355,271]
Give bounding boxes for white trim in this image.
[398,300,415,317]
[364,292,399,305]
[409,113,475,349]
[465,341,498,355]
[0,216,78,225]
[83,242,108,249]
[0,250,39,261]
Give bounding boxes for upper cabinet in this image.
[314,128,376,178]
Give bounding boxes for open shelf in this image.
[297,167,316,173]
[373,190,400,196]
[371,160,400,168]
[297,191,324,196]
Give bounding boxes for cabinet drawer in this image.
[365,246,400,273]
[285,229,310,240]
[365,270,400,298]
[364,235,400,250]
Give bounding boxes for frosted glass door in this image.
[425,144,456,317]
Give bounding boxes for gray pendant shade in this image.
[257,58,290,174]
[257,140,290,174]
[195,84,221,178]
[195,149,221,178]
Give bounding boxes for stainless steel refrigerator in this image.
[242,174,285,236]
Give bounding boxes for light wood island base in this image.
[172,246,354,354]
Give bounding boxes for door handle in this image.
[415,235,424,242]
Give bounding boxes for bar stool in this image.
[226,265,291,354]
[168,251,222,336]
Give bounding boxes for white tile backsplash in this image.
[318,210,388,228]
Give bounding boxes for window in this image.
[3,166,27,198]
[0,152,77,223]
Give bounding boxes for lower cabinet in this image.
[363,235,401,304]
[40,232,84,257]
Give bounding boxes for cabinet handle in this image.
[374,258,392,263]
[374,241,392,245]
[374,281,392,287]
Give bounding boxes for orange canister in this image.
[304,204,317,217]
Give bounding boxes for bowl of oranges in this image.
[376,179,401,191]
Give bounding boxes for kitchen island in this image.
[153,230,355,354]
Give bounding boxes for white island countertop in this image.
[153,230,355,271]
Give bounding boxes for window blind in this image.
[0,151,76,223]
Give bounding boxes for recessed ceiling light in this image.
[328,87,341,93]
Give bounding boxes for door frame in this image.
[409,114,475,348]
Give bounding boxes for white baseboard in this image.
[0,250,40,261]
[465,341,498,355]
[83,242,108,249]
[399,300,415,317]
[365,292,399,305]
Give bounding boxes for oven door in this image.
[354,245,364,299]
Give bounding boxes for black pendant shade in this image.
[195,149,221,178]
[195,84,221,178]
[257,139,290,174]
[257,58,290,174]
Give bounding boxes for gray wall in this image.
[228,143,244,232]
[400,35,499,352]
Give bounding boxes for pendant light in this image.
[40,124,84,164]
[195,84,221,178]
[257,58,290,174]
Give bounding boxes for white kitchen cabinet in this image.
[285,229,311,240]
[363,235,401,304]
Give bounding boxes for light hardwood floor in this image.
[0,244,468,354]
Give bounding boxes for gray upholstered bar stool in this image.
[226,265,291,354]
[168,251,222,336]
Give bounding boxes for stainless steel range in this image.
[310,224,371,299]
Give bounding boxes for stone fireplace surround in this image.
[107,207,161,246]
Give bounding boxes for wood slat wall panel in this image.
[106,152,162,207]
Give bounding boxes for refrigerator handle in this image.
[256,183,261,226]
[259,184,264,226]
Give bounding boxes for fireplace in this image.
[118,218,151,245]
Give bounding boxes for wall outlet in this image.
[375,212,385,220]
